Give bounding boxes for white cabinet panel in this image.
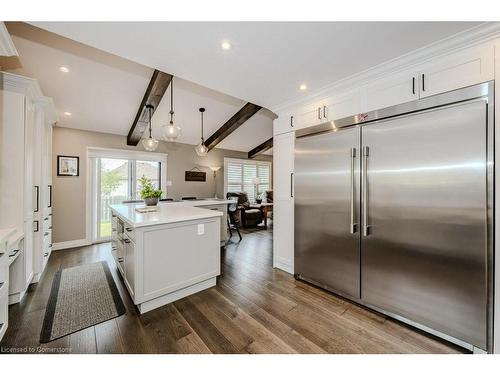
[324,90,362,121]
[363,70,419,112]
[295,103,326,130]
[419,44,494,98]
[273,111,294,136]
[124,236,135,296]
[273,132,295,274]
[273,132,295,202]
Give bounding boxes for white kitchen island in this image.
[109,203,222,313]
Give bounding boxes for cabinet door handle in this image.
[124,238,131,243]
[323,106,327,119]
[362,146,370,237]
[48,185,52,208]
[290,115,294,127]
[317,107,321,120]
[34,185,39,212]
[421,74,425,92]
[34,220,39,233]
[44,232,49,236]
[290,173,294,198]
[349,148,358,234]
[126,228,133,232]
[412,77,416,95]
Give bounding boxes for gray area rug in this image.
[40,261,126,343]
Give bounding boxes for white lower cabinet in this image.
[123,234,135,297]
[273,132,295,274]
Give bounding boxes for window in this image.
[88,148,167,242]
[224,158,272,202]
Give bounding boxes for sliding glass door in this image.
[92,156,164,242]
[98,158,130,239]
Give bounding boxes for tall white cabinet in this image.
[0,71,56,309]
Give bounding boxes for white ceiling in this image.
[4,22,273,152]
[31,21,483,109]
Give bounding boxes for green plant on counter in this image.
[139,175,163,199]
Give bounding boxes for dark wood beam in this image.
[205,102,262,151]
[248,137,273,159]
[127,69,173,146]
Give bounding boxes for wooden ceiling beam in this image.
[204,102,262,151]
[248,137,273,159]
[127,69,172,146]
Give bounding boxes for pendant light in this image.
[161,77,181,141]
[142,104,159,151]
[195,107,208,157]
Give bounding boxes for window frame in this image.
[223,157,272,201]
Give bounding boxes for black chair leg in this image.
[227,218,233,238]
[235,225,242,242]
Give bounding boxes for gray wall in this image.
[52,127,271,243]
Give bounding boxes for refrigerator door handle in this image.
[362,146,370,236]
[349,147,358,234]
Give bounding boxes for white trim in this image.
[52,239,90,251]
[271,22,500,113]
[0,22,18,57]
[494,39,500,354]
[274,257,294,275]
[87,146,168,163]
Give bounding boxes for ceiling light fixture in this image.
[221,41,231,50]
[142,104,159,152]
[63,111,72,116]
[161,77,181,141]
[59,66,70,73]
[195,108,208,157]
[299,84,307,91]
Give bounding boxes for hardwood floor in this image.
[0,227,467,354]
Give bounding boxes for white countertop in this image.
[110,203,223,228]
[163,198,232,206]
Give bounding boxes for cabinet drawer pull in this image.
[412,77,416,94]
[290,115,294,127]
[44,232,49,236]
[118,257,124,262]
[9,249,19,257]
[421,73,425,92]
[44,218,49,221]
[44,252,49,257]
[49,243,52,248]
[126,228,133,232]
[124,238,131,243]
[34,220,39,233]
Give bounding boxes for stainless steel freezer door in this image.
[361,100,488,349]
[295,127,361,299]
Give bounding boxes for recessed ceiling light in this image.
[63,111,72,116]
[59,66,70,73]
[299,84,307,91]
[221,41,231,50]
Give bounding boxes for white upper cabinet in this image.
[363,69,419,113]
[418,43,494,98]
[273,110,294,136]
[296,102,327,130]
[323,90,361,121]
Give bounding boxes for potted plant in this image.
[139,175,163,206]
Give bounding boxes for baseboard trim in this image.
[52,239,90,251]
[274,257,294,275]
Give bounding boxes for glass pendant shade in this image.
[142,137,159,151]
[163,77,181,141]
[142,104,158,151]
[195,141,208,157]
[195,107,208,157]
[162,122,181,141]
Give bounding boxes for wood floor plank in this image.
[94,319,125,354]
[174,298,242,354]
[69,327,97,354]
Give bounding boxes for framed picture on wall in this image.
[57,155,79,176]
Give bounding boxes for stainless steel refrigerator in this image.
[294,81,494,352]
